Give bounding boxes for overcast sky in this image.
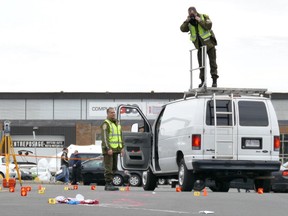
[0,0,287,93]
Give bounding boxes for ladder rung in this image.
[215,111,233,115]
[213,97,232,100]
[215,126,233,128]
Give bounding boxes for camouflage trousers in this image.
[103,153,119,184]
[197,46,218,80]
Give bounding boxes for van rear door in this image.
[117,105,152,171]
[236,99,273,161]
[203,98,237,159]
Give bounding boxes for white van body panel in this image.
[157,99,205,173]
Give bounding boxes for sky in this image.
[0,0,288,93]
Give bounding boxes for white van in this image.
[118,88,281,192]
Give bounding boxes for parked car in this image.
[68,152,102,181]
[0,156,17,179]
[18,168,33,180]
[271,162,288,192]
[81,157,142,187]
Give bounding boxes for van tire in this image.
[142,169,157,191]
[178,159,194,191]
[209,181,230,192]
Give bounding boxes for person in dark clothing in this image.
[55,147,69,184]
[71,150,81,185]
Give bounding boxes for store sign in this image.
[13,141,64,148]
[89,102,142,119]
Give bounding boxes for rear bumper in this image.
[193,160,281,172]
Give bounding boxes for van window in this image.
[206,100,234,126]
[238,101,268,126]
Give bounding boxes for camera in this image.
[4,120,11,135]
[189,16,197,25]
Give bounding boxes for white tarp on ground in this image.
[48,142,102,174]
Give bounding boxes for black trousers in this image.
[71,166,80,184]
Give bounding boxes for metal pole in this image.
[189,49,193,91]
[33,130,38,176]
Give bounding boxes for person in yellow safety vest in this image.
[180,6,219,88]
[101,107,124,191]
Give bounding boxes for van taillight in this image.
[274,136,280,151]
[192,135,201,150]
[282,170,288,177]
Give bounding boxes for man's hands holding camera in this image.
[186,15,201,22]
[186,14,201,27]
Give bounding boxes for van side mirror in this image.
[131,123,139,132]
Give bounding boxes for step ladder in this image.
[188,45,207,92]
[183,46,268,99]
[212,93,235,159]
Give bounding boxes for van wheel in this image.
[142,169,157,191]
[129,174,142,187]
[254,179,271,193]
[178,159,194,191]
[209,181,230,192]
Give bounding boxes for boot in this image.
[105,183,119,191]
[212,76,218,87]
[198,79,204,88]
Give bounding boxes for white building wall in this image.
[271,100,288,121]
[0,100,25,119]
[26,99,53,119]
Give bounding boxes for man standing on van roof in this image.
[180,6,219,88]
[101,107,124,191]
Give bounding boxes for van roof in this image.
[184,87,269,99]
[164,87,270,106]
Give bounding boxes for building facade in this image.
[0,92,287,162]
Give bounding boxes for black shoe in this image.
[212,76,218,87]
[105,183,119,191]
[198,79,204,88]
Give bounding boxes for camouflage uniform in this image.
[101,119,123,185]
[180,12,218,86]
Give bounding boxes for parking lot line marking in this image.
[98,204,191,214]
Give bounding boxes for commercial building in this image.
[0,92,287,162]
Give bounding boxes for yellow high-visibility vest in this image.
[105,119,123,149]
[188,14,212,42]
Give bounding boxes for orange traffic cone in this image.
[203,187,208,196]
[176,186,182,192]
[257,188,263,194]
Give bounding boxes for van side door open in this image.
[117,105,152,171]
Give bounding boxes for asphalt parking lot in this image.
[1,181,288,216]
